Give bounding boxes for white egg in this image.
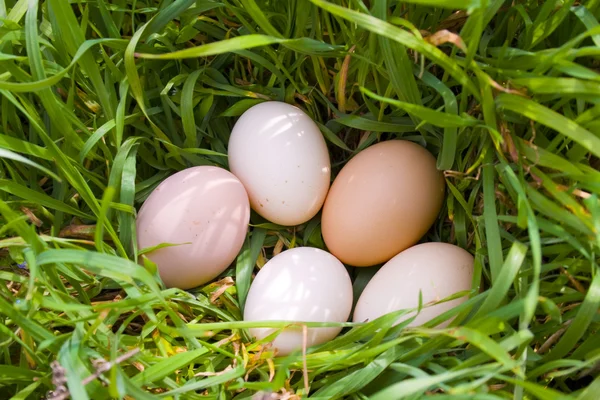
[244,247,353,356]
[354,242,474,327]
[228,102,331,226]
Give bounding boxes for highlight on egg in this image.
[321,140,445,267]
[353,242,475,328]
[228,101,331,226]
[243,247,353,356]
[136,166,250,290]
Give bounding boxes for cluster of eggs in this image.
[137,102,474,356]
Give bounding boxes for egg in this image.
[243,247,353,356]
[353,242,474,327]
[321,140,445,266]
[136,166,250,289]
[228,101,331,226]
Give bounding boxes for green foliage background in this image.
[0,0,599,398]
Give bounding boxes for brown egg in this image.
[321,140,445,267]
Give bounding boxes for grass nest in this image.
[0,0,599,399]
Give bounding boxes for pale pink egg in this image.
[136,166,250,289]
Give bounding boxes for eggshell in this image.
[136,166,250,289]
[353,242,474,327]
[244,247,353,356]
[228,101,331,226]
[321,140,445,266]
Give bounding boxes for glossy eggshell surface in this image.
[228,101,331,226]
[321,140,445,266]
[243,247,353,356]
[136,166,250,289]
[353,242,474,327]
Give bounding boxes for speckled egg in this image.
[228,102,331,226]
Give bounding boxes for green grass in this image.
[0,0,599,398]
